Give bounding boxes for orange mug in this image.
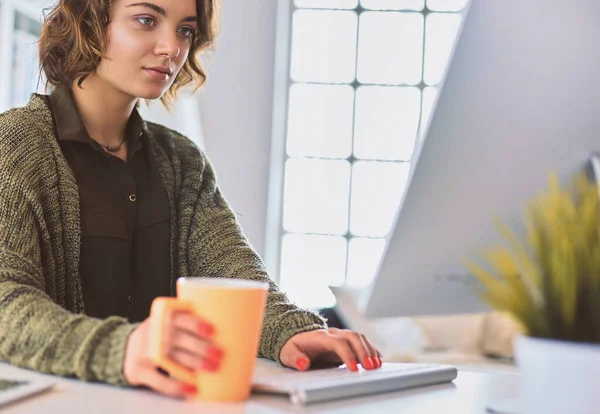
[149,277,269,402]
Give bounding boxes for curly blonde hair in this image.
[38,0,220,107]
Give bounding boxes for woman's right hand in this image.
[123,311,223,397]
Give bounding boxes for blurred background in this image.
[2,0,522,371]
[0,0,466,311]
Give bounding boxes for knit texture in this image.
[0,94,326,386]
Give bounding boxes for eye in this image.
[137,16,156,27]
[178,27,195,38]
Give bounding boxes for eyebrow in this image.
[126,2,198,23]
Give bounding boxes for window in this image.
[0,0,47,112]
[266,0,468,309]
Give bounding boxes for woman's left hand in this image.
[279,328,382,372]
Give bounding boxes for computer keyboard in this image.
[256,363,439,385]
[252,361,458,405]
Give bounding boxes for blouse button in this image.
[128,295,133,303]
[129,194,137,202]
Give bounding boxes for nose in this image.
[154,32,180,60]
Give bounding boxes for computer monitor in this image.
[363,0,600,318]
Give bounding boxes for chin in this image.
[129,86,168,101]
[138,91,166,100]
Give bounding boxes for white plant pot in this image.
[515,335,600,414]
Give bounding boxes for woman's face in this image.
[96,0,198,100]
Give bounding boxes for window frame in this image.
[265,1,465,303]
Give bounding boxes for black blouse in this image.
[45,86,172,323]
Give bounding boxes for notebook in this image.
[0,377,55,408]
[252,359,457,405]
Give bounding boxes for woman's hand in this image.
[279,328,382,372]
[123,312,223,398]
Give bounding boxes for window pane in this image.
[347,238,386,287]
[361,0,424,10]
[279,234,347,309]
[283,158,351,235]
[350,161,410,237]
[357,12,424,85]
[287,84,354,158]
[291,10,358,83]
[11,28,42,108]
[420,86,437,138]
[426,0,469,12]
[424,13,462,85]
[354,86,420,161]
[295,0,358,9]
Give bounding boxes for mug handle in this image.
[149,297,197,384]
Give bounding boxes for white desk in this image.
[0,362,518,413]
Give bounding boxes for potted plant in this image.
[465,173,600,414]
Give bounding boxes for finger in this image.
[158,309,206,363]
[355,332,381,368]
[280,342,312,371]
[359,333,378,357]
[138,366,191,398]
[172,311,215,338]
[169,348,220,372]
[359,333,382,368]
[328,337,359,372]
[365,339,383,368]
[344,331,373,370]
[170,329,222,364]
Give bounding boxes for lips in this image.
[145,66,172,75]
[143,67,173,81]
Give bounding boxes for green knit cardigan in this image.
[0,94,326,385]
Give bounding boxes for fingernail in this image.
[296,357,309,371]
[206,345,224,360]
[377,357,383,367]
[201,359,220,372]
[347,359,358,372]
[362,357,373,370]
[198,322,215,337]
[182,383,197,395]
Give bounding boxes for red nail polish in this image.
[296,357,309,371]
[182,383,197,395]
[347,359,358,372]
[206,345,223,360]
[377,357,383,367]
[201,359,219,372]
[198,322,215,337]
[362,357,373,370]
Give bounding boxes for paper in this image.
[486,398,518,414]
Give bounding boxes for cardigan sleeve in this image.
[0,154,136,386]
[180,144,327,362]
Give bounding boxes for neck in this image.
[70,75,137,148]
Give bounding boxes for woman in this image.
[0,0,382,399]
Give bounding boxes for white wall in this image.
[196,1,278,257]
[138,88,205,150]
